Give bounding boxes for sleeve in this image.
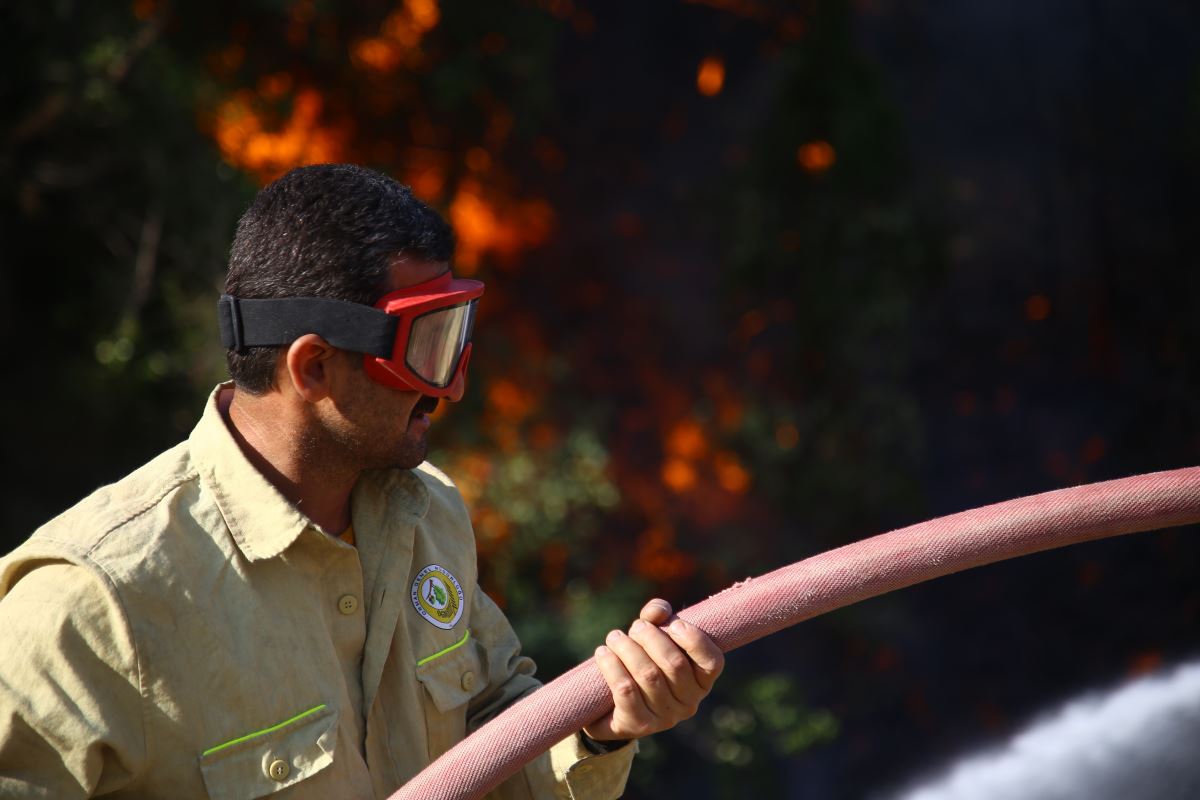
[0,561,146,798]
[467,588,637,800]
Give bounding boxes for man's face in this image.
[319,257,462,472]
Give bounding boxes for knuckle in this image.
[613,679,638,700]
[638,666,663,687]
[665,652,690,675]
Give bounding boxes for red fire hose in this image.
[393,466,1200,800]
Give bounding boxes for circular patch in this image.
[411,564,465,630]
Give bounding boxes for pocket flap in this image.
[199,703,338,800]
[415,632,484,713]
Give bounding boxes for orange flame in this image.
[486,377,538,423]
[696,56,725,96]
[797,140,836,173]
[401,146,450,201]
[661,458,698,493]
[352,38,404,73]
[449,179,554,273]
[213,88,349,183]
[634,524,696,582]
[666,419,709,460]
[352,0,440,74]
[714,450,751,494]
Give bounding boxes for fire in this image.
[352,38,404,73]
[486,377,537,423]
[401,146,450,201]
[696,56,725,96]
[634,524,696,581]
[714,451,750,493]
[659,413,750,495]
[448,452,493,505]
[667,419,709,460]
[797,140,836,173]
[449,179,554,273]
[352,0,441,74]
[213,88,348,183]
[408,167,446,200]
[662,458,698,493]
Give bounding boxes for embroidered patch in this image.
[411,564,464,630]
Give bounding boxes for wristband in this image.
[580,730,631,754]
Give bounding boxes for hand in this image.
[583,598,724,742]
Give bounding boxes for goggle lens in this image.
[405,299,479,388]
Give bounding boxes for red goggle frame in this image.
[363,272,485,396]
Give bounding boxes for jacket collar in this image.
[189,383,429,562]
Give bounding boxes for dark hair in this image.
[223,163,455,393]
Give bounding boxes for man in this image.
[0,164,723,798]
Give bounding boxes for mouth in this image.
[409,395,439,425]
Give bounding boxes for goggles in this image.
[218,271,484,397]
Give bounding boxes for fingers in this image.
[581,709,618,742]
[588,603,726,742]
[661,617,724,691]
[604,627,693,721]
[625,619,704,710]
[588,642,653,740]
[639,598,673,625]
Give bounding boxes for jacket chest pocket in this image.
[199,704,339,800]
[414,631,486,759]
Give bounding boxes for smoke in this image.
[881,659,1200,800]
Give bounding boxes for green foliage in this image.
[717,0,942,555]
[1,2,251,530]
[628,666,838,795]
[705,673,839,765]
[433,424,635,674]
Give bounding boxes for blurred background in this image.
[2,0,1199,797]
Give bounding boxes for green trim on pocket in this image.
[416,628,471,666]
[202,704,328,756]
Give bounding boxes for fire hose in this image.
[392,466,1200,800]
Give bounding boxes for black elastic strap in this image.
[217,295,399,358]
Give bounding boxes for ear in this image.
[282,334,339,403]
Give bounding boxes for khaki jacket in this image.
[0,384,634,799]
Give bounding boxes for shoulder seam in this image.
[65,466,199,770]
[14,549,152,776]
[82,470,200,559]
[84,553,151,773]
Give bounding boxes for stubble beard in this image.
[302,409,429,477]
[325,423,428,473]
[386,426,429,471]
[326,364,432,472]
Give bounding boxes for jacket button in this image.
[338,594,359,615]
[267,758,290,781]
[460,670,476,691]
